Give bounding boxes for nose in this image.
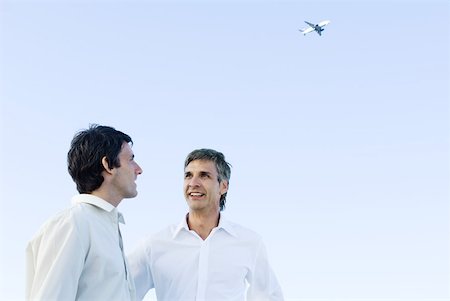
[188,175,200,187]
[135,163,143,175]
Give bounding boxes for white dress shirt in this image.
[128,214,283,301]
[26,194,136,301]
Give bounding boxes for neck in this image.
[91,189,121,208]
[187,210,220,240]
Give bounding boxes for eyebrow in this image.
[184,171,212,176]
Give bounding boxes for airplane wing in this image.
[304,21,315,27]
[318,20,330,27]
[299,27,314,35]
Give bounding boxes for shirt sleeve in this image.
[127,239,154,300]
[26,212,86,301]
[246,240,284,301]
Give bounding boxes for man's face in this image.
[184,159,228,213]
[111,142,143,199]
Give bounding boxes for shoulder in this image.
[128,223,177,259]
[225,220,264,244]
[133,223,177,247]
[29,203,91,244]
[56,203,93,229]
[148,223,179,242]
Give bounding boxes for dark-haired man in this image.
[26,124,143,301]
[128,148,283,301]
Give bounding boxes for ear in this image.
[101,156,114,175]
[220,180,228,195]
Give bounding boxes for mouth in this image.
[188,192,205,197]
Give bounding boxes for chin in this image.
[187,202,203,211]
[125,191,138,199]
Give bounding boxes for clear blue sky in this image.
[1,0,449,300]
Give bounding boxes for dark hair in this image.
[184,148,231,211]
[67,124,132,194]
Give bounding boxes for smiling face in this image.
[184,159,228,214]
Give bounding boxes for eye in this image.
[184,173,192,179]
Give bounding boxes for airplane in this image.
[299,20,331,36]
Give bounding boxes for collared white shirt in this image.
[26,194,136,301]
[128,214,283,301]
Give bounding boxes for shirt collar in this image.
[173,213,237,239]
[217,214,238,238]
[71,194,125,224]
[173,213,190,239]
